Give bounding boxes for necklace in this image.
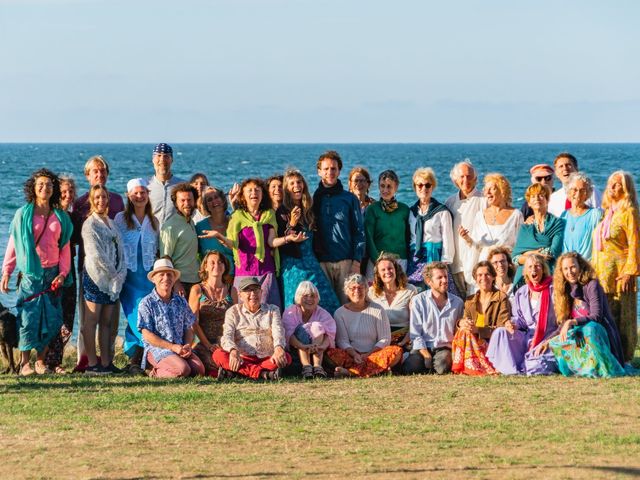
[487,207,501,225]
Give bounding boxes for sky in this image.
[1,0,639,142]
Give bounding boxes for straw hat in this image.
[147,258,181,282]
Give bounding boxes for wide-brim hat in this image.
[147,258,181,282]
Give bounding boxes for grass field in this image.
[1,350,640,480]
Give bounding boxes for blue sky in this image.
[1,0,639,142]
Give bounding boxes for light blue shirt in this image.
[561,207,603,261]
[410,289,463,350]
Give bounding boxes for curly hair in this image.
[553,252,597,324]
[235,178,271,213]
[484,173,513,207]
[282,169,315,229]
[317,150,343,171]
[23,168,61,209]
[198,250,233,285]
[371,252,408,297]
[487,246,516,281]
[170,182,199,206]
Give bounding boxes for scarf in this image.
[311,180,345,256]
[594,206,616,252]
[10,203,73,285]
[227,208,280,274]
[409,197,450,258]
[527,276,552,351]
[380,197,398,213]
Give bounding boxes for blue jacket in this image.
[313,183,365,263]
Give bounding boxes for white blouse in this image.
[367,284,417,329]
[114,212,159,273]
[471,208,523,261]
[408,209,455,264]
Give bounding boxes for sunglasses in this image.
[534,175,553,182]
[415,183,433,189]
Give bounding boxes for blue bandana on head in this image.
[153,143,173,155]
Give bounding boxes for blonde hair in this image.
[84,155,110,176]
[602,170,638,210]
[484,173,512,207]
[522,254,551,283]
[412,167,437,190]
[88,184,110,216]
[283,169,315,229]
[553,252,596,324]
[524,183,551,203]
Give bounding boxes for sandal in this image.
[313,366,327,378]
[54,366,68,375]
[19,363,35,376]
[301,365,314,380]
[34,362,52,375]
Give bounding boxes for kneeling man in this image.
[138,258,205,378]
[405,261,463,375]
[214,277,291,380]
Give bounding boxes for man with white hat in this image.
[520,163,556,219]
[137,257,204,378]
[214,277,290,380]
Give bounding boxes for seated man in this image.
[404,261,464,375]
[138,258,205,378]
[214,277,291,380]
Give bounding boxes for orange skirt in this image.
[326,345,403,378]
[451,329,497,376]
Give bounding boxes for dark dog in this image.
[0,302,18,374]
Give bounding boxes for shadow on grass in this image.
[175,464,640,478]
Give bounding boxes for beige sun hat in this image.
[147,258,181,282]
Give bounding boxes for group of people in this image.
[1,145,637,380]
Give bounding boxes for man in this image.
[71,155,125,370]
[404,262,464,375]
[213,277,291,380]
[159,183,200,298]
[520,163,555,219]
[445,160,484,296]
[147,143,184,227]
[547,152,601,217]
[138,257,204,378]
[312,150,365,304]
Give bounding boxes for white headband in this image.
[127,178,149,192]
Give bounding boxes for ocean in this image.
[1,143,639,336]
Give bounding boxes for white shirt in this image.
[334,303,391,353]
[410,289,464,350]
[445,189,485,274]
[548,186,601,217]
[367,284,418,329]
[114,212,159,273]
[408,209,455,264]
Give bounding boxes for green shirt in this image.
[364,201,410,261]
[159,213,200,283]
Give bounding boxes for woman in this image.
[452,261,511,376]
[460,173,523,263]
[188,251,237,376]
[407,167,456,292]
[364,170,410,278]
[277,169,340,314]
[189,173,211,224]
[592,171,640,363]
[195,186,234,274]
[511,183,565,288]
[486,254,558,375]
[348,167,375,214]
[44,174,76,374]
[367,253,417,349]
[326,274,403,378]
[282,281,336,379]
[487,246,516,298]
[203,178,305,310]
[561,172,602,260]
[114,178,159,373]
[266,175,284,212]
[1,169,73,376]
[548,252,626,377]
[81,185,127,374]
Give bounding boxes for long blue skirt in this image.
[16,266,63,352]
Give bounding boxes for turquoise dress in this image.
[549,304,626,378]
[280,229,340,315]
[561,208,602,260]
[195,218,234,275]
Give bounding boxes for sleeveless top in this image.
[198,283,233,344]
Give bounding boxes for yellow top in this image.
[475,313,486,328]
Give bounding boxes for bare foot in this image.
[334,366,352,378]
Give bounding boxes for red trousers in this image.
[213,349,292,379]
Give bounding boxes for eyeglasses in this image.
[534,175,553,182]
[415,183,433,190]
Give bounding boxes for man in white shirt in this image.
[404,262,464,375]
[548,152,601,217]
[147,143,184,227]
[445,160,484,296]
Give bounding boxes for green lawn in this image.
[1,362,639,479]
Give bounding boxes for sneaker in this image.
[84,364,109,376]
[260,368,281,381]
[216,367,237,381]
[106,363,124,374]
[125,364,146,376]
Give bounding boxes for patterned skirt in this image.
[452,329,497,376]
[325,345,403,378]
